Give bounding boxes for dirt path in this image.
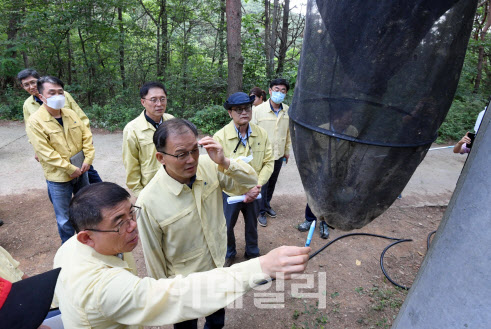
[0,120,468,328]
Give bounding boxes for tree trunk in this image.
[78,28,93,105]
[67,32,73,85]
[138,0,163,77]
[264,0,271,79]
[22,51,29,68]
[218,0,226,79]
[226,0,244,95]
[156,27,162,76]
[181,21,191,109]
[160,0,168,75]
[474,2,491,93]
[57,48,63,77]
[5,1,23,87]
[276,0,290,76]
[118,6,126,89]
[268,0,279,79]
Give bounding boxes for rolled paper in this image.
[227,193,262,204]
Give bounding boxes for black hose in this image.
[380,239,413,290]
[427,230,437,250]
[308,232,402,260]
[258,232,414,289]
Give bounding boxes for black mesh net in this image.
[290,0,477,230]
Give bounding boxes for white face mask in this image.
[46,95,65,110]
[271,91,286,104]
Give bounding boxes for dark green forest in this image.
[1,0,490,141]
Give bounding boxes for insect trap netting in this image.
[289,0,478,230]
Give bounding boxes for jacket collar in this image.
[157,163,204,196]
[38,105,69,122]
[73,237,132,270]
[225,121,258,140]
[136,110,157,131]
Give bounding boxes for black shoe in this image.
[0,219,3,227]
[319,221,329,239]
[244,252,259,260]
[224,256,235,267]
[265,208,277,218]
[298,220,313,232]
[258,214,267,227]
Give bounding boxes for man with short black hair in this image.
[252,78,292,225]
[214,92,273,266]
[122,81,174,196]
[137,118,259,328]
[17,68,102,184]
[54,182,310,328]
[18,69,88,127]
[26,76,95,244]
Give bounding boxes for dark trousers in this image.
[88,165,102,184]
[47,173,89,244]
[222,193,260,258]
[173,308,225,329]
[260,158,283,214]
[305,204,317,222]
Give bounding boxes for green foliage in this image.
[188,105,230,135]
[0,87,26,121]
[84,103,139,131]
[368,286,405,312]
[292,309,301,320]
[84,91,141,131]
[437,93,486,143]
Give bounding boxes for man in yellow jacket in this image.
[214,92,274,267]
[26,76,95,244]
[0,246,27,283]
[251,78,292,225]
[54,182,310,329]
[122,81,174,196]
[137,119,258,329]
[18,68,102,184]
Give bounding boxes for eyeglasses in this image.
[231,105,252,114]
[85,205,141,235]
[22,80,38,88]
[142,97,167,104]
[271,87,287,94]
[160,148,200,161]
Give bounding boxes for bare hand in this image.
[70,168,82,178]
[244,185,261,203]
[81,163,90,173]
[284,154,290,164]
[459,133,471,145]
[259,246,310,279]
[34,154,39,162]
[198,137,230,168]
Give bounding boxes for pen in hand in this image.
[305,220,316,247]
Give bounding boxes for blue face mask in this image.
[271,91,286,104]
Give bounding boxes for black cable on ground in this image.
[258,232,414,289]
[380,239,413,290]
[427,230,437,250]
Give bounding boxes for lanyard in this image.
[233,131,251,153]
